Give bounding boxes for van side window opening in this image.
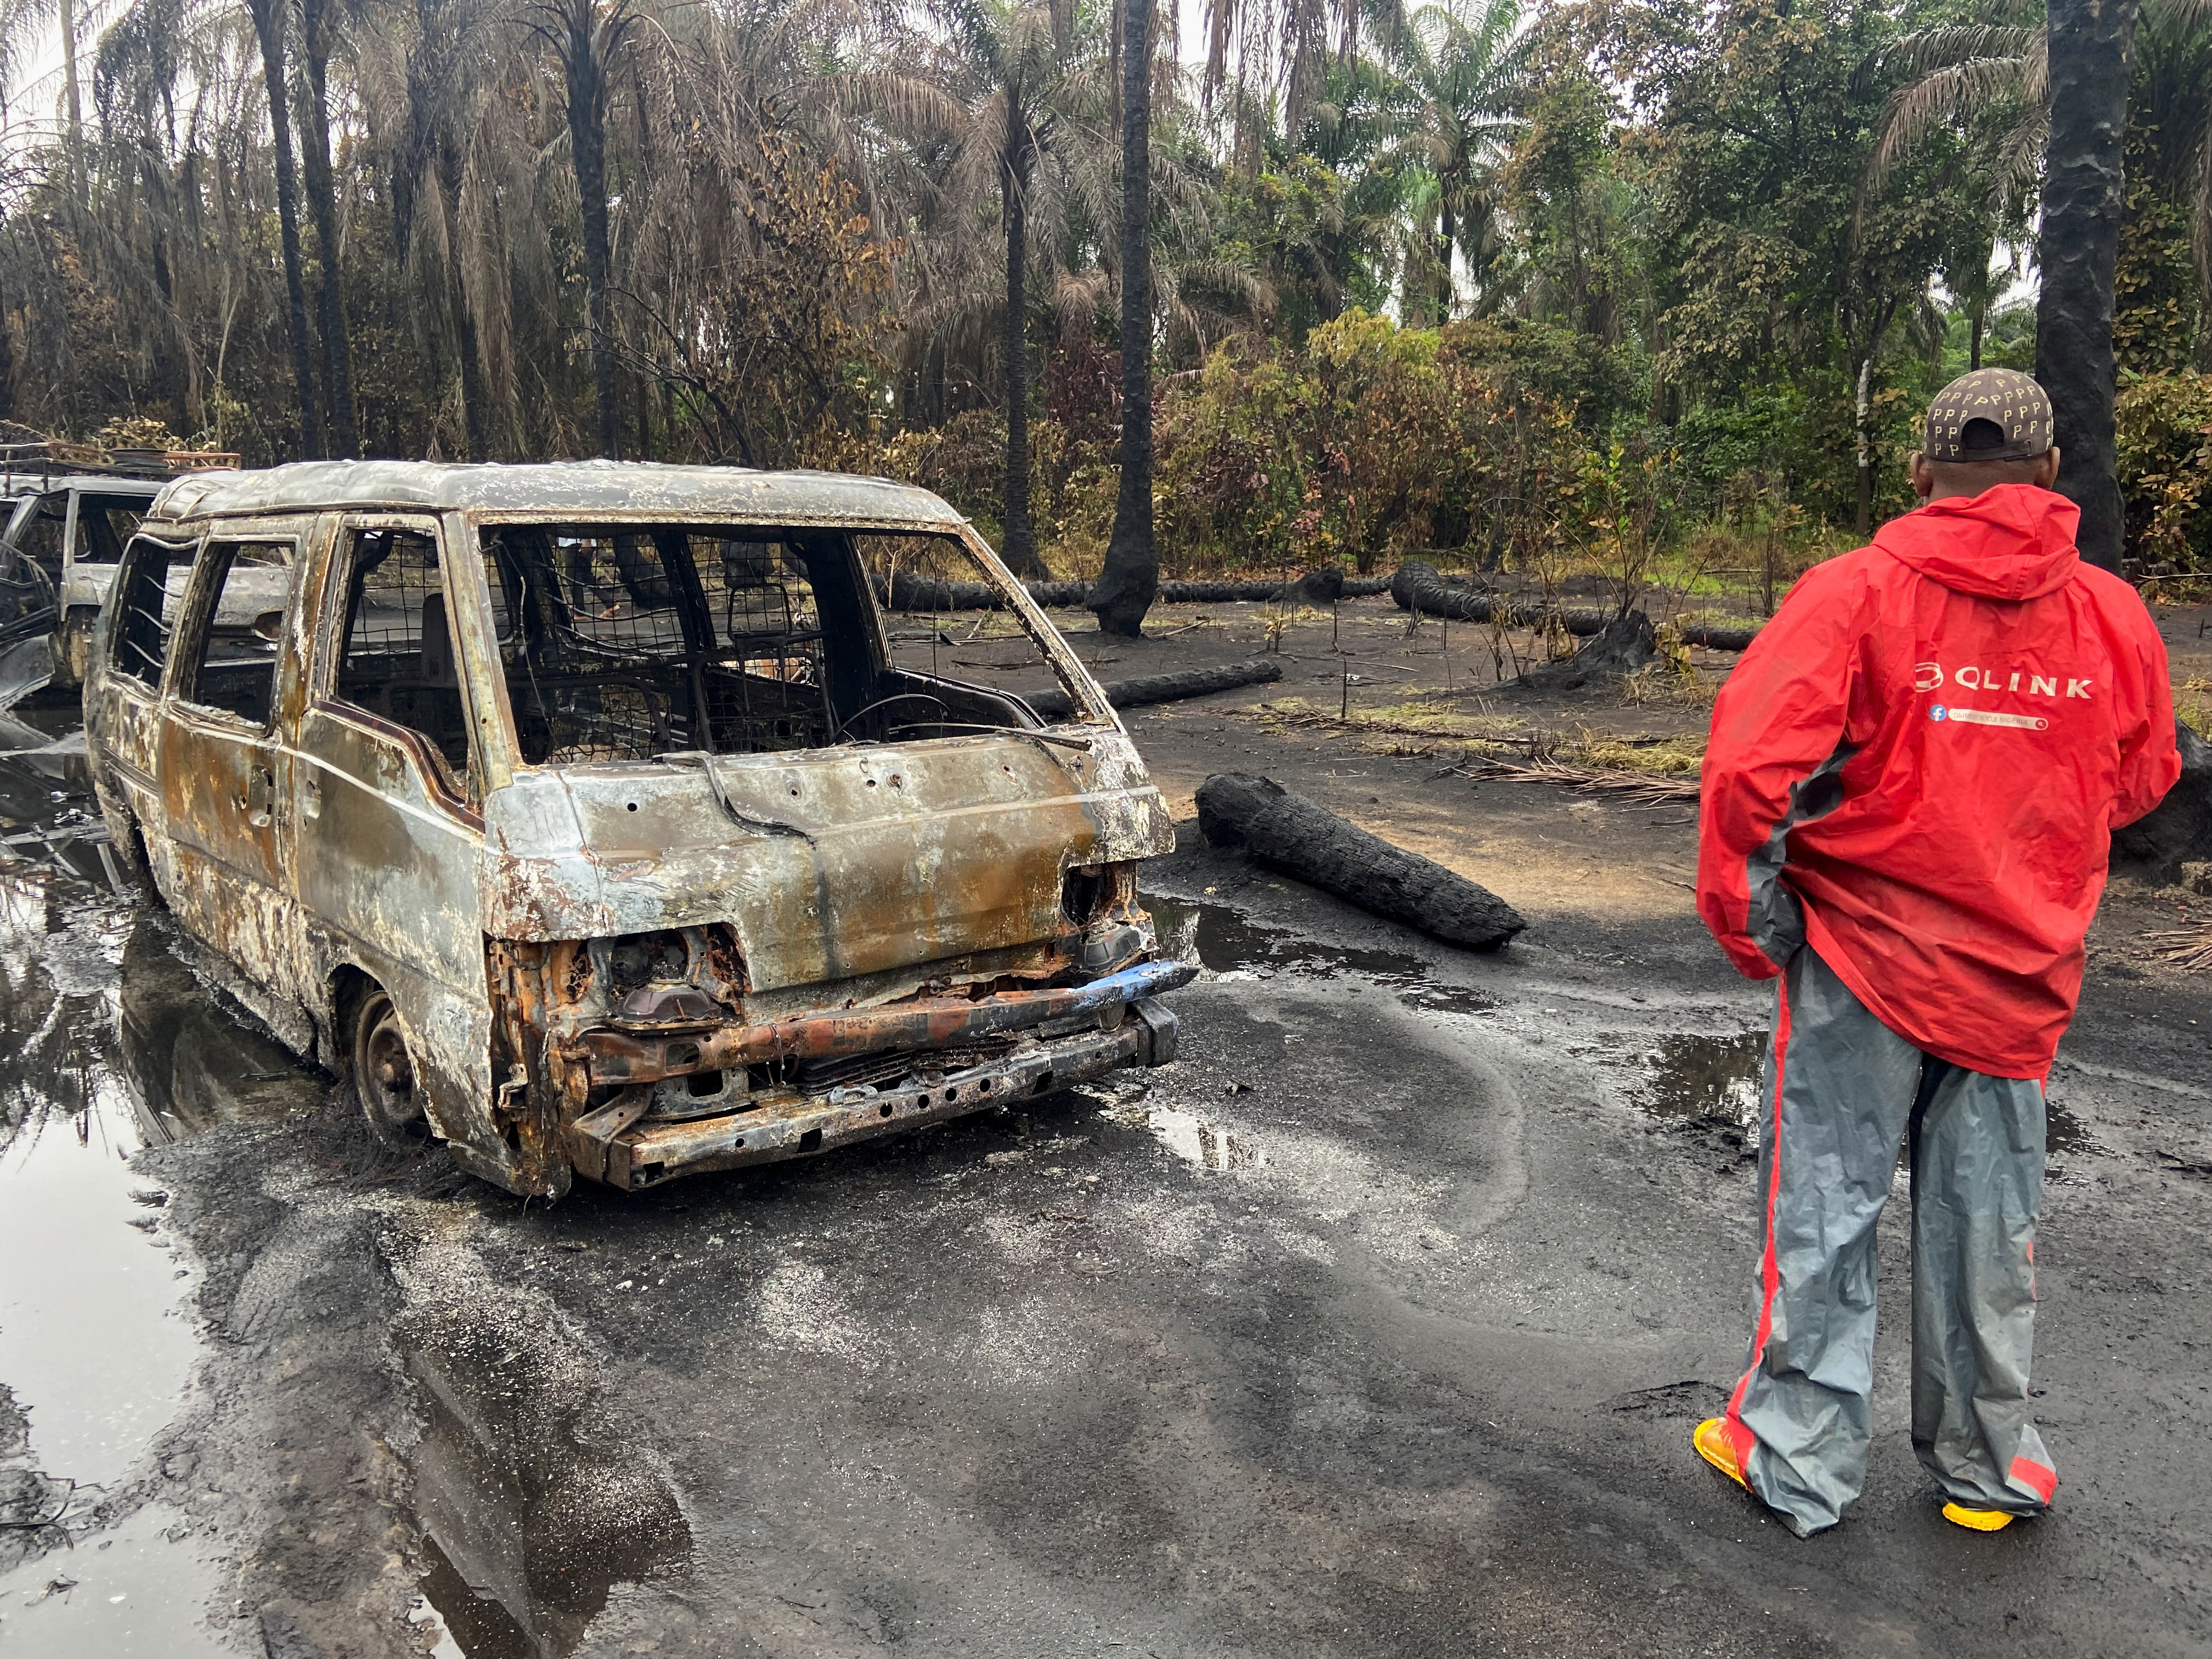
[110,536,199,689]
[334,529,474,787]
[179,541,295,727]
[13,498,66,574]
[75,503,145,565]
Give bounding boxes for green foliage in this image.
[5,0,2206,590]
[2117,371,2212,571]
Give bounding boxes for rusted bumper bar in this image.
[605,1018,1161,1188]
[581,957,1200,1085]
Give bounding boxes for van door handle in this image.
[244,766,277,827]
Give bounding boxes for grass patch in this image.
[1561,727,1707,776]
[2179,677,2209,739]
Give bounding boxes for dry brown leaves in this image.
[2145,926,2212,972]
[1447,759,1702,806]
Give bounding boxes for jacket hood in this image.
[1872,482,2081,601]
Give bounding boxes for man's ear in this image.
[1909,451,1934,502]
[2032,446,2062,490]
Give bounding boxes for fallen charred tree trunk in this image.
[1195,772,1525,950]
[1028,658,1283,720]
[2114,719,2212,882]
[881,573,1085,610]
[879,571,1393,613]
[1388,560,1762,652]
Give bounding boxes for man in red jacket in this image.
[1691,368,2180,1537]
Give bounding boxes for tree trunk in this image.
[1091,0,1157,637]
[58,0,82,198]
[1027,658,1282,720]
[1436,202,1455,326]
[2036,0,2141,573]
[247,0,321,458]
[1195,772,1525,949]
[998,110,1047,579]
[564,7,622,460]
[1854,354,1874,538]
[1968,294,1985,370]
[436,132,489,462]
[298,0,358,456]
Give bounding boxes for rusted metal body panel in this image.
[84,462,1184,1198]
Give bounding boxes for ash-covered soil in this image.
[1,592,2207,1658]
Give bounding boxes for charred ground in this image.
[1,589,2208,1658]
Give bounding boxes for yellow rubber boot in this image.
[1694,1417,1750,1491]
[1941,1502,2016,1532]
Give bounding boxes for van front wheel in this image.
[352,987,426,1137]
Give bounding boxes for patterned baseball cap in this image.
[1923,368,2053,462]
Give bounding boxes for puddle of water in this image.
[400,1330,692,1657]
[1147,894,1493,1013]
[2044,1098,2092,1158]
[1632,1029,2093,1158]
[0,1503,230,1657]
[0,725,325,1647]
[1639,1033,1765,1124]
[0,875,321,1492]
[1146,1104,1265,1172]
[411,1533,533,1659]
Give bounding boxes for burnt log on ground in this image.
[881,570,1393,613]
[1509,609,1657,692]
[1028,657,1284,720]
[1390,560,1764,653]
[2114,719,2212,882]
[1194,771,1525,950]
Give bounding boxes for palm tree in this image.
[1861,0,2212,566]
[907,0,1101,579]
[1381,0,1525,325]
[243,0,322,454]
[521,0,651,458]
[1091,0,1156,634]
[2041,0,2141,571]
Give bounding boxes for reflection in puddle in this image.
[400,1323,692,1657]
[1147,895,1493,1013]
[0,719,323,1645]
[1640,1033,1765,1124]
[1147,1105,1265,1173]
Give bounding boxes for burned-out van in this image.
[84,462,1189,1195]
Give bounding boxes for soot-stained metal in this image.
[82,462,1189,1195]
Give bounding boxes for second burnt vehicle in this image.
[82,461,1190,1196]
[0,444,245,707]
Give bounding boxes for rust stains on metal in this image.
[84,462,1188,1197]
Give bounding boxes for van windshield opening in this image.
[480,525,1080,767]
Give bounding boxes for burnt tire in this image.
[350,985,428,1141]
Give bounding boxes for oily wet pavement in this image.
[1,733,2208,1656]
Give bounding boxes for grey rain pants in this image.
[1722,946,2057,1536]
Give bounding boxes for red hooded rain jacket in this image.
[1696,483,2180,1079]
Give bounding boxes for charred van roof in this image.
[149,461,966,527]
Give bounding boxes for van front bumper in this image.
[577,957,1198,1085]
[578,997,1182,1189]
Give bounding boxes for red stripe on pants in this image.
[2009,1455,2057,1504]
[1723,975,1792,1469]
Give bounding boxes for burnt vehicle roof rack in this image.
[0,441,241,495]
